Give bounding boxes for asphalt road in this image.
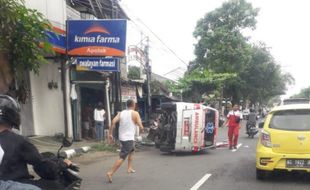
[74,122,310,190]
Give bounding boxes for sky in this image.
[121,0,310,97]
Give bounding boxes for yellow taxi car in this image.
[256,104,310,180]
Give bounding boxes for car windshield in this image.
[269,109,310,131]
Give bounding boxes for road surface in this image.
[74,122,310,190]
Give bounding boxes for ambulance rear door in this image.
[203,107,219,147]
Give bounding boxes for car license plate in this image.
[286,159,310,168]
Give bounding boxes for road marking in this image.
[232,143,242,152]
[244,145,249,148]
[190,173,212,190]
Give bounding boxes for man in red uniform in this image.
[225,104,243,150]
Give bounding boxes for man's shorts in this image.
[119,140,135,160]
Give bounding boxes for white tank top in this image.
[119,110,136,141]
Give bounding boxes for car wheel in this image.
[256,168,269,180]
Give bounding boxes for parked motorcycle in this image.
[21,138,82,190]
[147,118,160,145]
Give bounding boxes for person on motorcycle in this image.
[246,109,257,134]
[0,95,72,190]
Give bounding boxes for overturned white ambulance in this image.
[150,102,219,153]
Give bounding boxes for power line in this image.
[163,67,186,77]
[119,2,189,67]
[135,18,189,67]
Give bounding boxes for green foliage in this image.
[167,69,237,102]
[128,65,141,79]
[182,0,294,104]
[91,142,118,152]
[150,80,164,95]
[0,0,52,80]
[192,0,258,73]
[240,43,294,103]
[179,69,237,91]
[267,95,282,107]
[291,87,310,99]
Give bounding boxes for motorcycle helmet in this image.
[0,95,20,129]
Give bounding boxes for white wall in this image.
[20,73,35,136]
[23,0,71,136]
[30,62,65,136]
[25,0,67,30]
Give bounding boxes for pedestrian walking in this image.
[94,102,105,141]
[106,99,144,183]
[224,104,243,150]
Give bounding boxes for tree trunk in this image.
[0,52,13,94]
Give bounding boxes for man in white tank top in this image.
[106,99,144,183]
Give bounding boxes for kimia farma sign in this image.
[66,20,127,57]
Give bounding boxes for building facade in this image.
[20,0,128,139]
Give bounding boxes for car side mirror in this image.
[258,122,264,129]
[62,137,73,147]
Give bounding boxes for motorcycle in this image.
[21,137,82,190]
[246,123,258,138]
[219,115,226,127]
[147,120,158,144]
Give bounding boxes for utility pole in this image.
[111,0,122,114]
[145,37,152,123]
[61,58,69,138]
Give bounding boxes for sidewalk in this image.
[29,132,153,158]
[29,136,98,158]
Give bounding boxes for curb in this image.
[60,146,91,158]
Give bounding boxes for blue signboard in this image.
[45,30,66,54]
[76,57,119,72]
[67,20,127,57]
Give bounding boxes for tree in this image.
[182,0,294,104]
[291,87,310,99]
[128,66,141,79]
[0,0,52,101]
[187,0,259,103]
[167,69,237,102]
[192,0,258,73]
[240,43,294,104]
[150,80,170,96]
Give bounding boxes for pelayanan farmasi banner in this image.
[76,57,119,72]
[67,20,127,57]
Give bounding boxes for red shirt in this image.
[227,111,243,127]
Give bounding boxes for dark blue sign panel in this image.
[46,30,66,54]
[67,20,127,57]
[76,57,119,72]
